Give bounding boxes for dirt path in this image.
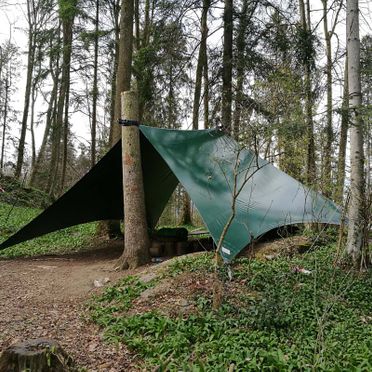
[0,242,139,371]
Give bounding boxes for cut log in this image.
[0,338,75,372]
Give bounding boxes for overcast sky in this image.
[0,0,371,164]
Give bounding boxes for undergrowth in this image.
[0,175,52,208]
[0,201,97,258]
[90,246,372,371]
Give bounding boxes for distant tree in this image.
[297,0,316,186]
[0,39,19,174]
[321,0,343,196]
[221,0,233,133]
[15,0,54,178]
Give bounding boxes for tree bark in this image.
[100,0,121,238]
[111,0,134,143]
[108,0,120,146]
[192,0,210,130]
[346,0,365,264]
[322,0,333,196]
[233,0,250,138]
[104,0,134,239]
[91,0,99,167]
[49,1,76,196]
[117,91,150,269]
[179,190,192,226]
[335,58,348,204]
[0,66,10,173]
[0,338,74,371]
[221,0,233,133]
[30,44,60,187]
[15,1,36,178]
[29,78,38,172]
[299,0,316,186]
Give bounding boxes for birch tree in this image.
[346,0,365,264]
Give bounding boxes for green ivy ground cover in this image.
[0,202,96,258]
[90,247,372,371]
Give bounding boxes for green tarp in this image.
[0,126,341,261]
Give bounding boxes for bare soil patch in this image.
[0,241,139,371]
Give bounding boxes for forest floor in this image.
[0,241,141,371]
[1,236,371,371]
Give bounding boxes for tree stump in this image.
[0,338,75,372]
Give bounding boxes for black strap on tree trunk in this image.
[118,119,140,127]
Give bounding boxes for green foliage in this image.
[91,246,372,371]
[294,26,318,71]
[89,276,155,327]
[0,201,96,258]
[0,176,52,208]
[58,0,78,21]
[165,252,214,277]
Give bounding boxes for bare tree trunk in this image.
[203,42,209,129]
[15,4,35,178]
[108,0,120,146]
[134,0,140,50]
[0,68,9,173]
[346,0,365,264]
[322,0,333,196]
[117,91,150,269]
[221,0,233,133]
[299,0,316,186]
[30,47,60,187]
[335,59,349,204]
[99,0,121,238]
[30,80,37,171]
[49,3,76,196]
[143,0,151,46]
[60,73,71,192]
[192,0,210,130]
[106,0,134,239]
[91,0,99,168]
[111,0,134,143]
[30,67,58,186]
[233,0,250,138]
[179,191,192,226]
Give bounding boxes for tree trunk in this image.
[49,2,76,196]
[117,91,150,269]
[30,26,61,187]
[0,338,74,372]
[335,58,348,204]
[203,41,209,129]
[179,191,192,226]
[59,71,71,193]
[233,0,250,138]
[346,0,365,264]
[111,0,134,143]
[30,67,59,187]
[221,0,233,133]
[103,0,134,239]
[91,0,99,168]
[15,9,35,178]
[134,0,140,50]
[192,0,210,130]
[99,0,121,238]
[322,0,333,196]
[108,0,120,146]
[299,0,316,186]
[30,80,37,172]
[0,68,10,173]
